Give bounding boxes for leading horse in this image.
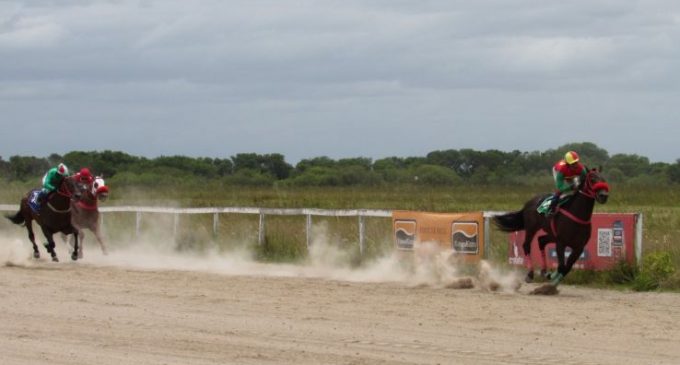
[5,176,84,262]
[493,168,610,286]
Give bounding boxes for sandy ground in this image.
[1,235,680,365]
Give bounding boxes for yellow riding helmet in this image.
[564,151,580,165]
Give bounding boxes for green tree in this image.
[669,159,680,184]
[9,155,49,181]
[607,154,650,177]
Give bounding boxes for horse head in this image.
[59,176,84,201]
[93,176,109,202]
[581,167,609,204]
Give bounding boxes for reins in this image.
[551,170,609,233]
[47,177,78,214]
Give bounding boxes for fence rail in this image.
[0,204,392,254]
[0,205,642,262]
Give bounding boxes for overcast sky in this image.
[1,0,679,163]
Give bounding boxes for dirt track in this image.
[1,256,679,365]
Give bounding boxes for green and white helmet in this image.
[57,163,69,176]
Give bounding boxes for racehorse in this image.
[5,176,84,262]
[492,167,610,286]
[64,176,110,258]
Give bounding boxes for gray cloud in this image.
[1,0,679,162]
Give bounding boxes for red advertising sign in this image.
[507,213,637,271]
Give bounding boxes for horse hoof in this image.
[33,252,40,259]
[540,269,550,279]
[52,256,59,262]
[524,271,534,283]
[71,253,78,261]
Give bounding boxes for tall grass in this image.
[2,181,679,274]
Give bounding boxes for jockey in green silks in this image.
[34,163,70,208]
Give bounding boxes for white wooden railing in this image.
[0,204,392,254]
[0,204,642,262]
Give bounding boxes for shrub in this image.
[607,260,638,284]
[633,251,676,291]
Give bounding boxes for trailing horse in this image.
[492,168,610,287]
[64,176,110,258]
[5,176,84,262]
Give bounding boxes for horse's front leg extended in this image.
[40,227,58,262]
[557,245,584,283]
[551,243,567,286]
[71,228,79,261]
[93,226,107,256]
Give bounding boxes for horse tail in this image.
[492,210,525,232]
[6,211,25,225]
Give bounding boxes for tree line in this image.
[1,142,679,187]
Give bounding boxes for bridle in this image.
[579,169,610,199]
[551,169,610,229]
[47,177,81,214]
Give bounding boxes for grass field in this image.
[2,181,679,289]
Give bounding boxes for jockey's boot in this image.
[546,192,560,217]
[35,191,47,210]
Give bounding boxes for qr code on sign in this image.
[598,229,613,257]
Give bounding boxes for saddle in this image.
[536,193,572,215]
[28,189,42,214]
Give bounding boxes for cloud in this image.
[1,0,679,162]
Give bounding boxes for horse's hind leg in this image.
[25,220,40,259]
[522,228,538,283]
[537,235,553,278]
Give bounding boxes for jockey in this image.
[74,167,94,186]
[35,163,70,207]
[546,151,587,216]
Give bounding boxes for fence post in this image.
[213,213,219,237]
[135,212,141,238]
[306,214,312,249]
[258,212,266,245]
[358,215,365,255]
[173,213,179,240]
[483,216,490,259]
[636,213,644,265]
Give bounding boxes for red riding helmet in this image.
[78,167,93,183]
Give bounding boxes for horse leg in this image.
[40,227,58,262]
[522,228,538,283]
[25,219,40,259]
[537,235,553,278]
[71,227,79,261]
[93,225,107,256]
[78,230,85,259]
[551,242,568,286]
[557,245,585,283]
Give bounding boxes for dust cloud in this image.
[1,220,522,292]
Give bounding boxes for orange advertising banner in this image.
[392,210,485,261]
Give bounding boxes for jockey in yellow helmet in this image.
[546,151,587,216]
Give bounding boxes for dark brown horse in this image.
[5,176,83,262]
[493,168,610,286]
[64,176,110,258]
